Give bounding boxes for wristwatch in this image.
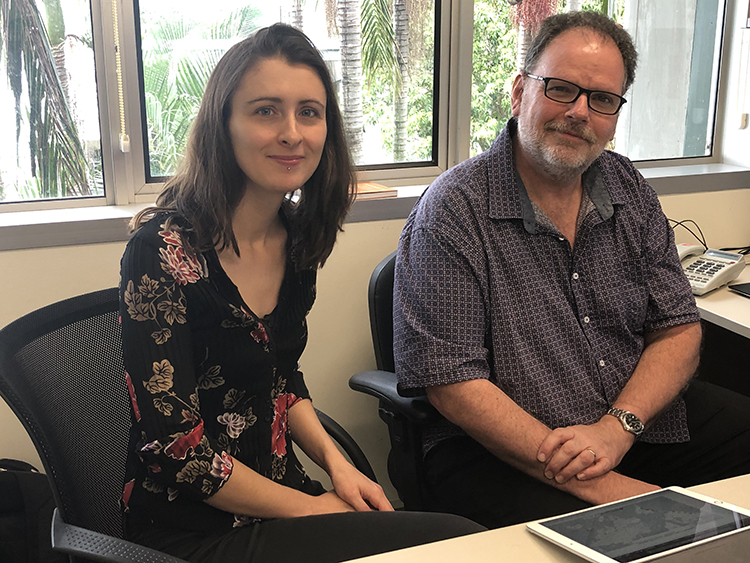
[606,407,644,437]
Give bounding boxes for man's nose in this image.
[566,93,591,121]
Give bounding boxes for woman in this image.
[119,23,482,563]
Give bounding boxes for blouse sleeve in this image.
[119,221,233,501]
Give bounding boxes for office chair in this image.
[349,251,443,511]
[0,287,376,563]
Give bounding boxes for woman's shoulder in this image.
[128,212,194,249]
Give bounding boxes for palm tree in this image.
[0,0,93,198]
[335,0,364,162]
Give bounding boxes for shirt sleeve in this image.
[120,222,233,502]
[394,218,492,394]
[637,175,701,333]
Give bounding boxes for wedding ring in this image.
[586,448,597,460]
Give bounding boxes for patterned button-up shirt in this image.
[394,119,700,449]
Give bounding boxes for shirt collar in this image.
[488,118,619,233]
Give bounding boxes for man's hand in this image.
[537,415,636,484]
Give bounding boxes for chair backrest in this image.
[369,251,397,372]
[0,288,129,539]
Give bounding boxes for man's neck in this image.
[513,139,584,246]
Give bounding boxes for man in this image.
[394,11,750,529]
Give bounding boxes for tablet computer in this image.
[527,487,750,563]
[728,281,750,299]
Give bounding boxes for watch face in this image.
[624,413,644,432]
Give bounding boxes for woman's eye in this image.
[300,108,321,118]
[255,107,274,116]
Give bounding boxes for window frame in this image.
[1,0,749,250]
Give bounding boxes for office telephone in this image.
[676,243,745,296]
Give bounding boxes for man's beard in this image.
[517,117,604,183]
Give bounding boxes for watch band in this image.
[606,407,645,437]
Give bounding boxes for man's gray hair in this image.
[523,11,638,93]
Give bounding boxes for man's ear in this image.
[510,72,524,116]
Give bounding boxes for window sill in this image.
[1,164,749,252]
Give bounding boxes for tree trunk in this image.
[42,0,71,114]
[292,0,304,30]
[393,0,409,162]
[338,0,364,163]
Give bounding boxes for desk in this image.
[346,474,750,562]
[695,265,750,339]
[693,265,750,397]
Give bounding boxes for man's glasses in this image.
[524,73,627,115]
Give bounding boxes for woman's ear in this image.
[510,72,525,117]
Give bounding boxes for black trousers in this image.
[424,380,750,529]
[130,510,485,563]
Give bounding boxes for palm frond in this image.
[0,0,92,197]
[361,0,400,88]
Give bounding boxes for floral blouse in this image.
[119,213,321,534]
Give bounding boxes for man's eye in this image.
[549,84,574,94]
[592,93,615,105]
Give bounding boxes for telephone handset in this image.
[676,243,745,296]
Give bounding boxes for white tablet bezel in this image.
[526,486,750,563]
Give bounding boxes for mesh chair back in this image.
[369,251,397,372]
[0,288,129,539]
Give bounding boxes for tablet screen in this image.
[538,489,750,563]
[729,282,750,299]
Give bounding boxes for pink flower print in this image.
[159,245,203,285]
[122,479,135,512]
[211,452,233,481]
[164,421,205,460]
[271,393,298,456]
[217,412,247,439]
[251,323,269,345]
[159,229,183,247]
[125,371,141,422]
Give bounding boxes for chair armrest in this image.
[51,508,189,563]
[349,370,441,424]
[315,408,378,483]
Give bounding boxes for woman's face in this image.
[228,57,328,200]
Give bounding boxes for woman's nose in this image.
[279,115,303,145]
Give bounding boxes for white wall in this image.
[3,189,750,503]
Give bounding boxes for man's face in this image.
[511,29,626,182]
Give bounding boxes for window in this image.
[0,0,103,204]
[135,0,438,185]
[471,0,726,161]
[0,0,738,212]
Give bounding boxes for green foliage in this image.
[0,0,96,200]
[471,0,518,156]
[141,6,260,178]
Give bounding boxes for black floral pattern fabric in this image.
[119,213,319,533]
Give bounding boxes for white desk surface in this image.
[695,264,750,339]
[346,474,750,563]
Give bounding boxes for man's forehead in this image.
[533,28,626,90]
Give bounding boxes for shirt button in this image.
[583,316,590,324]
[572,272,579,280]
[599,359,606,367]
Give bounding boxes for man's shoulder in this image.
[596,150,659,207]
[411,144,506,228]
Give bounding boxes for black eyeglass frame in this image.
[524,73,627,115]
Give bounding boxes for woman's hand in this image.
[328,459,394,512]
